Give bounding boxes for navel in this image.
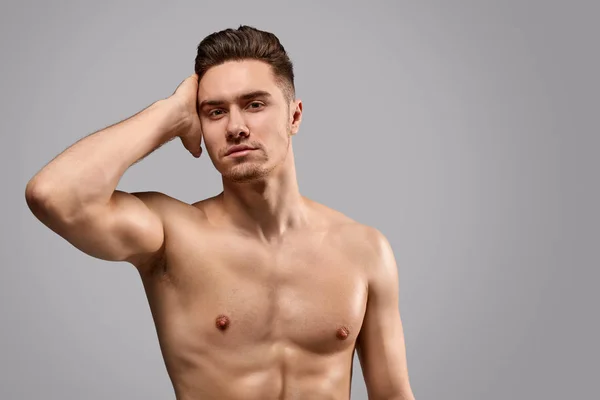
[336,326,350,340]
[215,315,230,331]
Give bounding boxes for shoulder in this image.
[130,190,188,209]
[308,198,395,271]
[336,222,394,266]
[126,191,213,271]
[304,198,401,298]
[330,221,398,294]
[328,221,399,298]
[130,190,210,222]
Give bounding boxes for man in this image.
[25,25,416,400]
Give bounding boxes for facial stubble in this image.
[224,121,292,183]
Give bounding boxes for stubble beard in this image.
[223,127,292,184]
[225,158,271,183]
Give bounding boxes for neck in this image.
[219,149,308,242]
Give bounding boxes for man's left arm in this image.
[356,229,416,400]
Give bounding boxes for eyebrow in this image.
[199,90,272,109]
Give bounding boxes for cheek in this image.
[200,119,224,141]
[247,112,272,131]
[249,111,287,138]
[199,128,222,160]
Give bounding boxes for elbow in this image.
[25,178,83,225]
[25,178,53,219]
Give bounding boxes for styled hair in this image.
[194,25,295,102]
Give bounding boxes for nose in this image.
[226,108,249,141]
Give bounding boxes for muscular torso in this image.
[136,194,372,400]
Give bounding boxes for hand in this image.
[167,74,203,158]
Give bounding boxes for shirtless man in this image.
[25,25,416,400]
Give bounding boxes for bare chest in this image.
[144,231,368,354]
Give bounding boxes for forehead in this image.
[198,59,281,101]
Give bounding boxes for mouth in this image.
[225,145,257,157]
[227,149,255,157]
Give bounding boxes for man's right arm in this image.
[25,74,203,268]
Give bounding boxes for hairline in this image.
[198,58,295,104]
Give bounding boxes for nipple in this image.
[215,315,230,330]
[336,326,350,340]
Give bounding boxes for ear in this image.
[289,99,303,136]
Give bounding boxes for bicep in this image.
[44,190,165,265]
[356,230,415,399]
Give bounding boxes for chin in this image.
[222,163,272,183]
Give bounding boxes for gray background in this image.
[2,0,598,399]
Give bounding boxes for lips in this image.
[225,145,256,156]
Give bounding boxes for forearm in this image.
[26,99,184,218]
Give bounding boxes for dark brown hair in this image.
[194,25,295,102]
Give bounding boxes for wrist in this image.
[152,99,191,141]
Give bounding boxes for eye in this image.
[247,102,264,110]
[208,109,225,117]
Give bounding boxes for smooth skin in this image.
[25,59,416,400]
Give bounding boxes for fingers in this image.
[174,74,199,96]
[181,137,202,158]
[172,74,202,158]
[180,127,203,158]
